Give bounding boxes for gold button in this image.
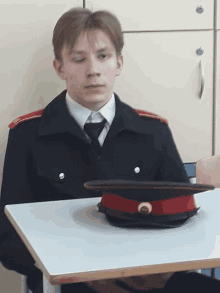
[134,167,140,173]
[138,202,152,214]
[59,173,65,180]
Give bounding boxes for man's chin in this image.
[72,95,107,110]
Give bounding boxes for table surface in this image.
[4,189,220,285]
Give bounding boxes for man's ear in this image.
[53,59,66,80]
[116,55,123,76]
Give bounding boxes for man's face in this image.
[54,29,123,110]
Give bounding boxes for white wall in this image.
[0,0,82,185]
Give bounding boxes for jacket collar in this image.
[37,90,151,141]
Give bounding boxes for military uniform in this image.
[0,89,190,292]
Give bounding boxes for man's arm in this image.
[0,127,37,274]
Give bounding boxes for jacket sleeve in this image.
[0,126,36,273]
[157,124,190,183]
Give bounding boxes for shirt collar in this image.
[65,92,115,128]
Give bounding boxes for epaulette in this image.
[135,109,168,125]
[9,109,44,129]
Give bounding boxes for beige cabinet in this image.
[86,0,214,31]
[114,31,213,163]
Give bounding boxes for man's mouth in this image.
[85,84,105,88]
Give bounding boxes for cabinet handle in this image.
[199,60,205,99]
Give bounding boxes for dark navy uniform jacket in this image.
[0,89,189,274]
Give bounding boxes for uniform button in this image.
[59,173,65,180]
[134,167,140,173]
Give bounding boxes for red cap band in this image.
[101,194,196,215]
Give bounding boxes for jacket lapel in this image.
[37,90,89,144]
[104,93,147,143]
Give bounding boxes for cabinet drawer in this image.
[86,0,214,31]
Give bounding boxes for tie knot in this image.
[84,119,106,140]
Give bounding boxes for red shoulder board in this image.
[9,109,44,129]
[135,109,168,125]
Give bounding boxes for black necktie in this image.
[84,119,106,154]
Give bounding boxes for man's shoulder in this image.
[9,109,44,129]
[134,109,168,125]
[114,93,168,126]
[8,90,67,129]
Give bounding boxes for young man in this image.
[0,7,220,293]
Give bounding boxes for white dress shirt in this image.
[65,92,116,146]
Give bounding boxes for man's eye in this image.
[99,54,109,59]
[72,57,85,63]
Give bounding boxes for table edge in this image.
[48,258,220,285]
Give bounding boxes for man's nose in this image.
[86,57,101,77]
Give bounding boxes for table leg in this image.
[43,275,61,293]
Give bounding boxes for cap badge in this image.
[138,202,152,214]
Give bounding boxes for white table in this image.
[4,189,220,293]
